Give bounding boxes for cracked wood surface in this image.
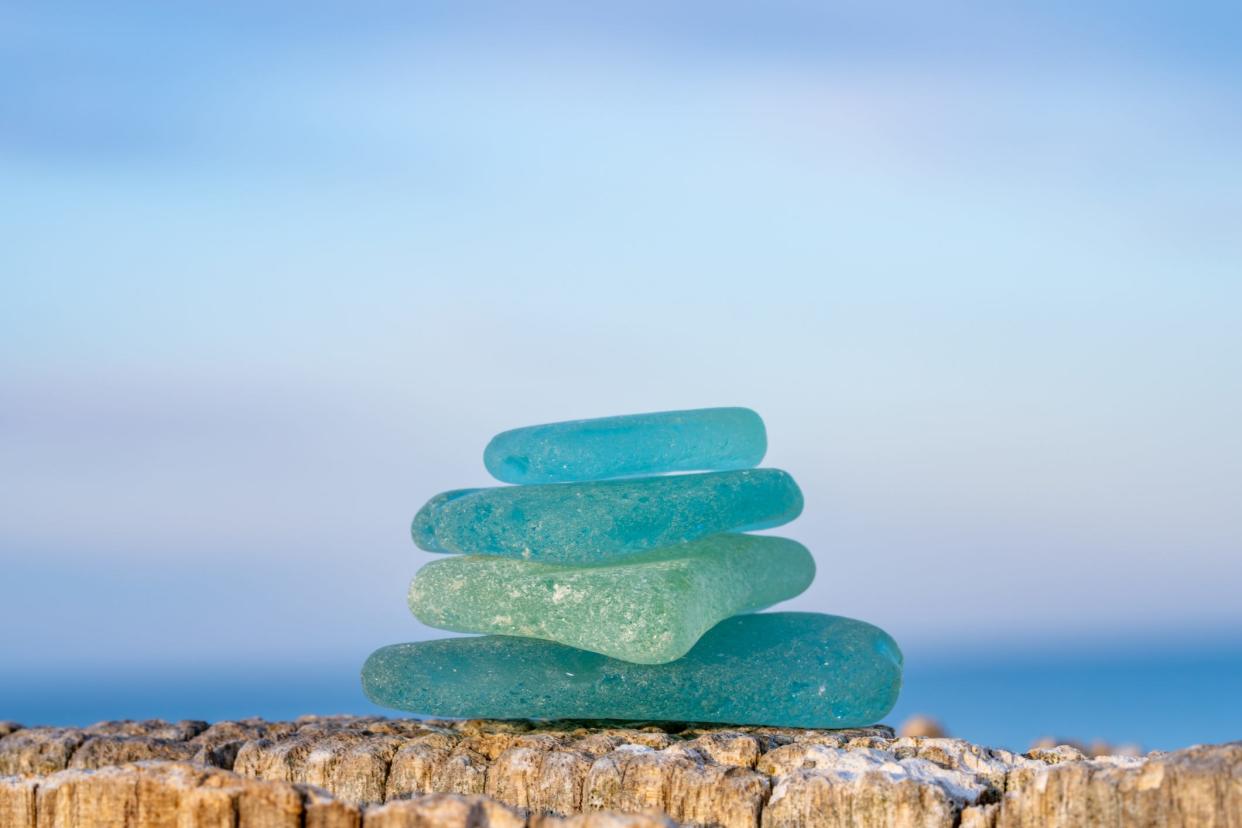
[0,716,1237,827]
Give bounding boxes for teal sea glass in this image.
[361,612,902,728]
[410,488,482,552]
[413,468,803,562]
[484,407,767,484]
[408,534,815,664]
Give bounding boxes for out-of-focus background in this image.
[3,1,1240,751]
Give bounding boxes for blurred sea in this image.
[5,638,1240,752]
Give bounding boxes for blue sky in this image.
[3,1,1241,693]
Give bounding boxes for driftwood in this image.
[1,716,1237,827]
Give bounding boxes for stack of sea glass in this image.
[362,408,902,728]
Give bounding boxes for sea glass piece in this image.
[414,468,803,562]
[408,534,815,664]
[484,407,767,484]
[410,488,482,552]
[362,612,903,728]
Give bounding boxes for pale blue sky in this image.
[3,1,1241,689]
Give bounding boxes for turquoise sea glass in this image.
[362,612,902,728]
[408,534,815,664]
[413,468,803,562]
[484,407,767,484]
[410,488,482,552]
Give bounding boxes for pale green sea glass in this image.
[413,468,803,562]
[362,612,903,728]
[484,407,766,484]
[408,534,814,664]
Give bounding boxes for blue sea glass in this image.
[412,468,803,562]
[361,612,902,728]
[410,488,482,552]
[484,407,767,484]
